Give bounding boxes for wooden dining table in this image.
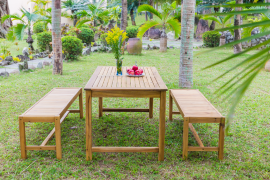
[84,66,168,161]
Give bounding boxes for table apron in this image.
[91,90,161,98]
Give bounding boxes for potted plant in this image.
[106,26,127,76]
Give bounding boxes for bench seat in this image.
[169,89,225,160]
[19,88,83,160]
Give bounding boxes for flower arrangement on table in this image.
[106,26,128,76]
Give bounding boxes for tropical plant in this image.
[75,0,110,27]
[202,14,233,28]
[202,2,270,132]
[108,5,121,23]
[137,1,181,52]
[2,8,45,50]
[62,0,91,26]
[13,57,21,62]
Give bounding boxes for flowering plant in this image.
[13,57,21,62]
[106,26,128,75]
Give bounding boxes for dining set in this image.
[19,66,225,161]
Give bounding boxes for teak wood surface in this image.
[19,88,83,160]
[84,66,168,161]
[169,89,225,160]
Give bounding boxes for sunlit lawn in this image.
[0,46,269,179]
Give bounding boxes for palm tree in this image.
[234,0,243,54]
[179,0,196,87]
[121,0,128,31]
[52,0,63,75]
[2,8,44,51]
[202,2,270,132]
[137,1,181,52]
[30,0,51,16]
[75,0,110,27]
[62,0,91,26]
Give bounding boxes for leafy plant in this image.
[126,26,139,38]
[100,33,108,47]
[37,31,52,52]
[202,31,221,47]
[77,27,94,45]
[62,36,83,61]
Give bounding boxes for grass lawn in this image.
[0,47,269,179]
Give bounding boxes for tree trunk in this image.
[52,0,63,75]
[0,0,12,38]
[196,19,209,39]
[179,0,195,88]
[130,8,136,26]
[234,0,242,54]
[149,0,153,19]
[209,20,216,30]
[160,27,167,52]
[145,12,148,21]
[26,26,34,51]
[73,14,78,27]
[120,0,127,31]
[156,2,158,10]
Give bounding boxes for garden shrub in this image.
[202,31,221,47]
[126,26,139,38]
[80,24,90,29]
[77,27,94,45]
[37,31,52,52]
[33,22,46,34]
[62,36,83,61]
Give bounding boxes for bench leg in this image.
[55,116,62,160]
[218,118,225,160]
[19,117,27,159]
[99,97,103,118]
[79,90,84,119]
[169,90,173,121]
[183,117,189,160]
[149,98,153,119]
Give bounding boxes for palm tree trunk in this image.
[149,0,153,19]
[130,8,136,26]
[179,0,196,88]
[234,0,242,54]
[52,0,63,75]
[160,27,167,52]
[120,0,127,31]
[145,12,148,21]
[73,14,78,27]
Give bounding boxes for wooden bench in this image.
[169,89,225,160]
[19,88,83,160]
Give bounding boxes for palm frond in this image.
[137,20,161,39]
[1,14,24,24]
[166,18,181,38]
[202,16,222,25]
[223,14,234,24]
[13,24,27,41]
[75,18,92,28]
[137,5,162,20]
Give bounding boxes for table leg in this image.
[99,97,103,118]
[149,98,153,118]
[169,90,173,121]
[158,91,166,161]
[86,91,92,160]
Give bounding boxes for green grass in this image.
[0,48,269,179]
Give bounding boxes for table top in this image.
[84,66,168,91]
[170,89,224,118]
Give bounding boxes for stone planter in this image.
[265,60,270,72]
[127,38,142,55]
